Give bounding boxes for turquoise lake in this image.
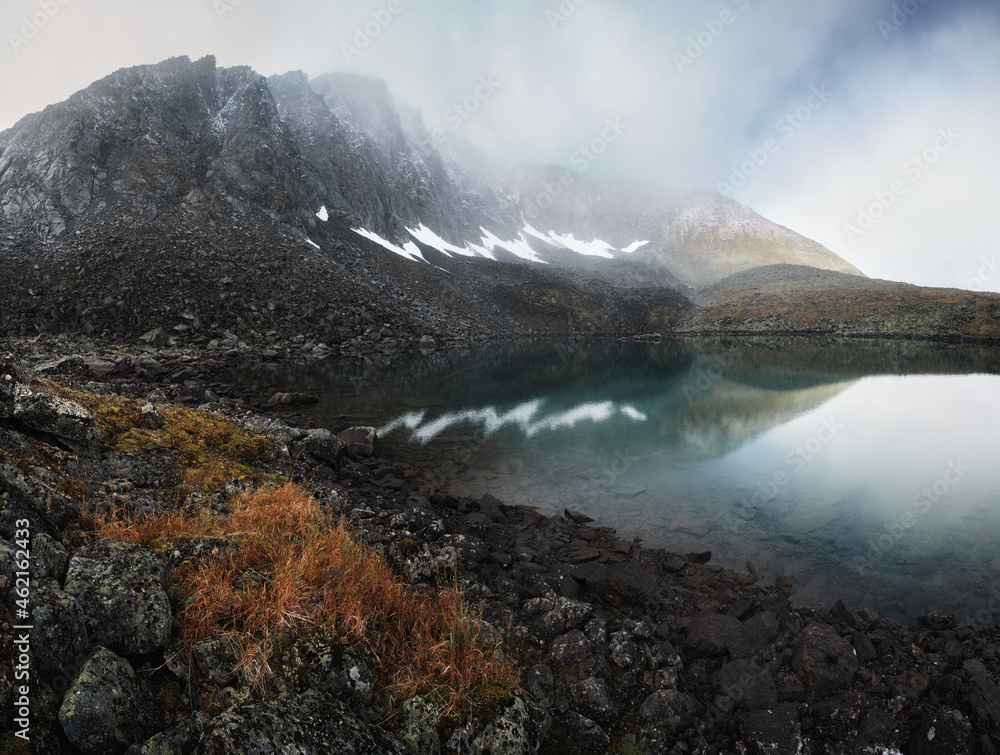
[235,338,1000,625]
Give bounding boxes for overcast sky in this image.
[2,0,998,291]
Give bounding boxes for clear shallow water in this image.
[233,339,1000,625]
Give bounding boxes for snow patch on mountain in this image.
[316,205,328,221]
[353,228,426,262]
[621,240,650,254]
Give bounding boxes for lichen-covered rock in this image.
[571,676,617,723]
[30,578,89,679]
[63,539,171,656]
[291,639,376,705]
[468,694,550,755]
[133,691,407,754]
[58,647,162,754]
[191,635,237,688]
[31,532,70,583]
[400,695,442,755]
[639,689,701,739]
[0,464,76,537]
[12,384,108,454]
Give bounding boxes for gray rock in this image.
[12,384,107,454]
[727,610,779,659]
[571,676,617,722]
[30,578,89,680]
[0,464,76,536]
[137,327,169,348]
[529,597,592,643]
[550,630,593,664]
[134,691,407,754]
[791,623,859,694]
[301,428,347,464]
[638,689,700,739]
[738,703,805,755]
[712,659,777,711]
[468,694,550,755]
[558,711,610,752]
[63,539,171,656]
[961,665,1000,731]
[58,647,162,754]
[685,611,741,658]
[580,559,660,608]
[293,641,376,705]
[858,708,897,745]
[908,709,975,755]
[400,695,441,755]
[191,636,237,688]
[339,426,383,457]
[31,532,70,583]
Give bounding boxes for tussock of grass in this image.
[87,483,520,717]
[36,381,271,493]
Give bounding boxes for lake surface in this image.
[233,338,1000,625]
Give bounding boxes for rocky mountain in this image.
[0,55,858,279]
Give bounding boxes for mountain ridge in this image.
[0,54,861,289]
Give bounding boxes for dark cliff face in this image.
[0,55,317,239]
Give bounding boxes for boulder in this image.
[550,630,593,664]
[791,623,859,694]
[727,611,780,659]
[30,578,89,680]
[558,712,610,752]
[58,647,162,754]
[339,426,382,457]
[908,709,975,755]
[571,559,660,608]
[300,428,347,465]
[133,691,407,754]
[638,689,700,739]
[712,659,777,710]
[468,694,550,755]
[63,539,171,656]
[12,385,107,454]
[685,611,741,658]
[0,464,76,537]
[738,704,805,755]
[571,676,617,723]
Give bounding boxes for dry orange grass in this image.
[87,483,519,716]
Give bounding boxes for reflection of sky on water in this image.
[380,400,649,443]
[231,339,1000,623]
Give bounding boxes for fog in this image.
[1,0,997,290]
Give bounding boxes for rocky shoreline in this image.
[4,337,1000,755]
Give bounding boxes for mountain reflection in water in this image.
[231,338,1000,625]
